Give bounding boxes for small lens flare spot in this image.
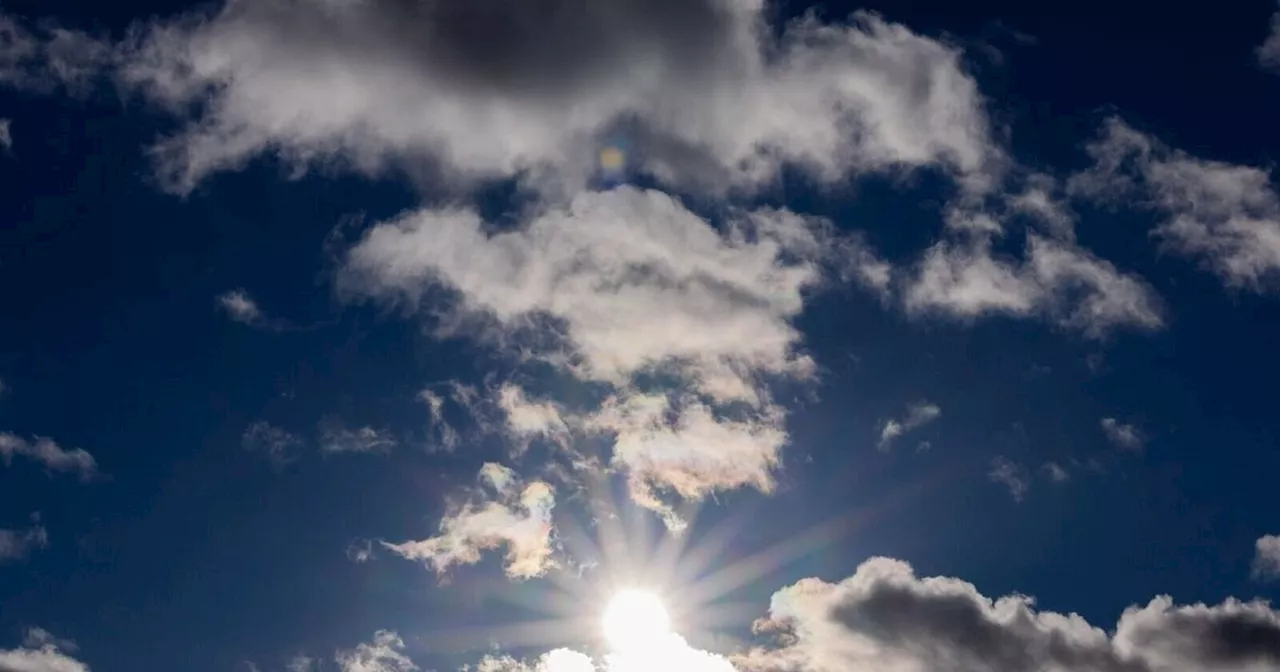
[600,146,626,173]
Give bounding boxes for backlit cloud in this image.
[382,464,556,579]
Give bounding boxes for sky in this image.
[2,0,1280,670]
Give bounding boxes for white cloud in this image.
[0,118,10,152]
[497,384,571,454]
[1260,4,1280,72]
[382,464,556,579]
[988,456,1029,502]
[585,392,787,532]
[241,421,304,469]
[216,289,289,331]
[0,521,48,564]
[286,655,314,672]
[103,2,999,195]
[341,187,882,524]
[335,631,415,672]
[877,400,941,450]
[1101,417,1145,452]
[736,556,1280,672]
[0,627,88,672]
[1253,534,1280,582]
[904,232,1164,338]
[1072,117,1280,292]
[318,423,396,455]
[0,433,98,480]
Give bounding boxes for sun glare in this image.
[602,589,671,652]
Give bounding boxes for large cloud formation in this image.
[466,557,1280,672]
[114,0,1000,195]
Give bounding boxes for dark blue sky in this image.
[2,1,1280,671]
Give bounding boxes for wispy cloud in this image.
[1100,417,1145,452]
[0,432,98,480]
[877,400,941,450]
[241,421,304,470]
[318,422,396,455]
[1260,4,1280,73]
[1072,117,1280,292]
[989,456,1030,502]
[1253,534,1280,582]
[217,289,288,331]
[1042,461,1071,483]
[0,118,10,152]
[0,519,48,564]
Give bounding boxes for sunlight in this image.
[601,589,670,653]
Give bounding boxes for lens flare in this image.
[600,146,626,173]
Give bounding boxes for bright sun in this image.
[602,589,671,652]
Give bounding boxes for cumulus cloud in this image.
[0,521,48,564]
[1260,4,1280,72]
[102,0,999,195]
[0,627,88,672]
[318,422,396,455]
[0,432,98,480]
[241,421,304,469]
[335,631,415,672]
[1072,117,1280,292]
[1101,417,1145,452]
[737,556,1280,672]
[1253,534,1280,582]
[988,456,1029,502]
[904,232,1164,337]
[341,187,882,524]
[877,400,941,450]
[382,464,556,579]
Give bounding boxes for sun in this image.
[602,589,671,652]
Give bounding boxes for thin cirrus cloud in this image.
[877,400,941,450]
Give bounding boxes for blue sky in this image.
[3,1,1280,671]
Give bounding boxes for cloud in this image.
[877,400,941,450]
[318,422,396,455]
[382,464,556,579]
[286,655,314,672]
[1071,117,1280,292]
[904,232,1164,338]
[335,631,415,672]
[0,118,10,152]
[340,187,882,524]
[1101,417,1145,452]
[0,627,88,672]
[241,421,304,469]
[1042,461,1071,483]
[0,433,98,480]
[217,289,287,330]
[1253,535,1280,582]
[103,1,999,195]
[0,14,108,93]
[497,384,571,454]
[988,456,1029,502]
[1260,4,1280,72]
[418,388,460,451]
[737,556,1280,672]
[0,521,48,564]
